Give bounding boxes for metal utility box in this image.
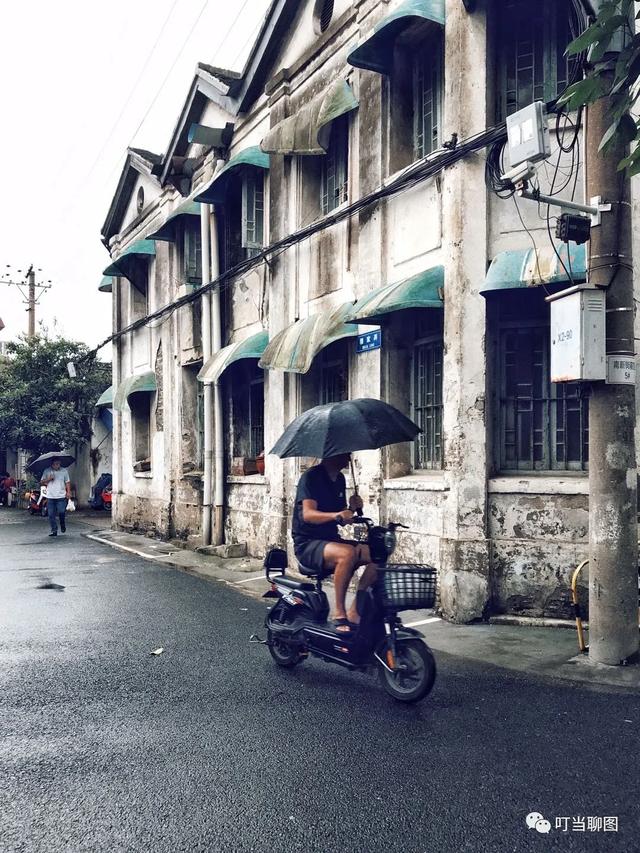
[547,285,606,382]
[506,101,551,169]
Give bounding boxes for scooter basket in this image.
[378,565,437,611]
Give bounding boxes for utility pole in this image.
[585,4,639,665]
[27,266,36,338]
[0,264,52,338]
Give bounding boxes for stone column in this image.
[439,0,490,621]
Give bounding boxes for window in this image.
[130,257,149,322]
[321,115,349,215]
[184,222,202,285]
[498,0,579,118]
[320,355,348,405]
[412,312,443,469]
[313,0,334,34]
[181,364,204,472]
[496,293,588,471]
[129,393,151,465]
[413,40,443,159]
[249,379,265,458]
[242,171,265,257]
[223,170,265,270]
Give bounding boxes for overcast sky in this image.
[0,0,271,355]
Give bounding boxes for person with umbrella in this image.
[39,456,72,537]
[272,398,421,636]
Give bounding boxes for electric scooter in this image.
[254,518,438,703]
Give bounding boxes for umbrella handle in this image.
[349,458,363,517]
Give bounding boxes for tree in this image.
[560,0,640,172]
[0,335,111,458]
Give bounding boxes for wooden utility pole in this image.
[27,266,36,338]
[0,264,52,338]
[585,43,639,663]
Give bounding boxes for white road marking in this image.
[403,616,441,628]
[85,534,164,560]
[234,574,266,584]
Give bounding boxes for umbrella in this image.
[27,452,76,479]
[270,398,420,459]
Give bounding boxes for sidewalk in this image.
[85,526,640,693]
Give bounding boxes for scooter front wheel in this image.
[267,630,305,669]
[378,638,436,703]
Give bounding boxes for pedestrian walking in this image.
[40,458,71,537]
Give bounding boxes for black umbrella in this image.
[270,398,420,459]
[27,452,76,479]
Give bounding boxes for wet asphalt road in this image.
[1,511,639,853]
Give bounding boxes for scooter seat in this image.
[273,574,316,591]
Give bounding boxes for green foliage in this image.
[558,0,640,174]
[0,334,111,457]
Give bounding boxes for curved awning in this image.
[147,199,201,242]
[103,239,156,279]
[113,371,157,411]
[99,276,113,293]
[259,304,359,374]
[95,386,114,408]
[344,265,444,324]
[194,147,270,205]
[481,244,587,295]
[197,330,269,384]
[347,0,445,75]
[260,80,359,156]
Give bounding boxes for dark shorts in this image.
[294,538,358,577]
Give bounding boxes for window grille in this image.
[321,116,349,215]
[414,39,443,159]
[320,358,348,405]
[242,171,265,258]
[499,0,579,118]
[412,312,444,470]
[196,384,204,469]
[498,324,589,470]
[184,223,202,285]
[249,379,264,458]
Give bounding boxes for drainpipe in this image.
[201,203,213,546]
[210,205,224,545]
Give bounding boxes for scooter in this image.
[101,484,112,512]
[28,487,48,517]
[254,518,438,703]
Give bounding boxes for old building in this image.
[100,0,636,622]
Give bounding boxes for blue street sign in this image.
[356,329,382,353]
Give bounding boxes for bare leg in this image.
[322,542,358,632]
[347,564,377,624]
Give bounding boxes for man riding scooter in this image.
[292,453,378,635]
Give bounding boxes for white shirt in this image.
[42,467,70,499]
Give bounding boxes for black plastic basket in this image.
[378,564,437,611]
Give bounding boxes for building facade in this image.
[100,0,637,622]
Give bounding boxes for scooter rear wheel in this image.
[267,630,304,668]
[378,638,436,703]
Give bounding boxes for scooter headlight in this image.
[383,530,397,556]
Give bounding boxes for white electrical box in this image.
[547,285,606,382]
[506,101,551,169]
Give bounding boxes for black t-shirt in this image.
[292,465,347,547]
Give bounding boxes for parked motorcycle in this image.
[102,484,112,512]
[28,488,48,517]
[254,518,437,703]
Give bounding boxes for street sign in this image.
[356,329,381,353]
[606,355,636,385]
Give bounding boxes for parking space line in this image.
[403,616,441,628]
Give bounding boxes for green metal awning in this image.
[113,371,157,411]
[194,147,270,205]
[260,80,359,156]
[343,265,444,324]
[481,244,587,295]
[259,304,359,374]
[99,276,113,293]
[197,330,269,384]
[95,386,114,408]
[102,239,156,279]
[347,0,445,75]
[147,199,201,242]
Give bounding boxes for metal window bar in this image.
[413,337,443,470]
[320,359,348,405]
[242,171,264,254]
[321,117,349,215]
[499,325,588,471]
[184,224,202,285]
[249,379,264,458]
[500,0,578,119]
[414,39,442,159]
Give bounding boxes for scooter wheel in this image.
[267,630,304,669]
[378,639,436,703]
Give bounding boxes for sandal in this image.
[332,617,353,635]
